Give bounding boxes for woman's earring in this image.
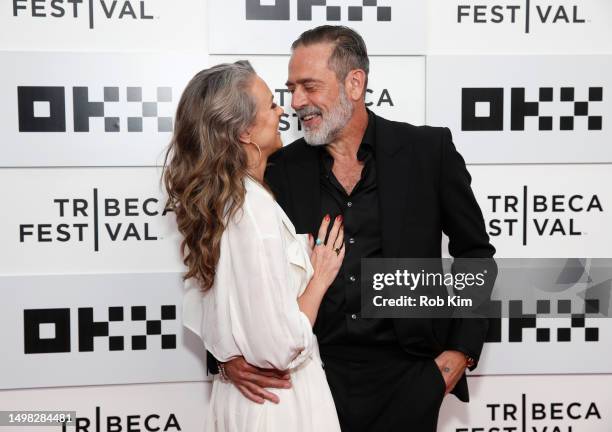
[249,140,262,163]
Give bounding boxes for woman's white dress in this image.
[182,176,341,432]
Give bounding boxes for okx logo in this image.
[245,0,391,21]
[462,87,603,131]
[12,0,156,29]
[17,86,173,133]
[486,299,601,343]
[23,305,177,354]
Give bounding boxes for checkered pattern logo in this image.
[513,87,603,131]
[23,305,177,354]
[486,299,600,343]
[75,86,173,132]
[529,299,600,342]
[18,86,173,133]
[245,0,391,21]
[462,87,604,131]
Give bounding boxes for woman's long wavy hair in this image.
[162,61,257,292]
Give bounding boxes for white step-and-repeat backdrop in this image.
[1,0,611,430]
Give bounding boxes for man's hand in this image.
[223,357,292,404]
[434,350,468,395]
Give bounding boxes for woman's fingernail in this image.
[337,215,343,223]
[325,214,330,222]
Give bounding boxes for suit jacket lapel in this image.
[374,114,414,258]
[285,142,321,235]
[284,116,415,252]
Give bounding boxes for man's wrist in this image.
[464,354,475,368]
[445,347,477,369]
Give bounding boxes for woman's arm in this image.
[222,196,343,371]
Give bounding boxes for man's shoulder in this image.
[265,138,315,194]
[374,114,451,154]
[376,114,448,138]
[268,137,315,165]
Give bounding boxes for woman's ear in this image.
[239,129,252,145]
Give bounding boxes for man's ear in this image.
[346,69,367,101]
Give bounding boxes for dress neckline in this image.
[244,175,274,199]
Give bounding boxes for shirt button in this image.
[351,314,357,320]
[349,275,356,282]
[347,201,353,207]
[348,237,355,244]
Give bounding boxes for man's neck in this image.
[325,106,368,163]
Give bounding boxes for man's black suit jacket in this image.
[263,112,496,403]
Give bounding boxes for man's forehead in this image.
[288,43,334,80]
[290,42,333,65]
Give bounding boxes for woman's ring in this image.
[334,247,341,256]
[315,238,323,246]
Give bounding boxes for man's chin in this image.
[303,131,328,147]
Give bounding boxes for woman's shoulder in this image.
[244,176,275,201]
[243,176,278,214]
[233,176,281,238]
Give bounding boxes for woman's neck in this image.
[246,153,267,183]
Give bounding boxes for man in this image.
[214,25,495,431]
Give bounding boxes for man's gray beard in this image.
[303,87,354,146]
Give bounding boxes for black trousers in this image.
[320,345,446,432]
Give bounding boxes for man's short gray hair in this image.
[291,25,369,87]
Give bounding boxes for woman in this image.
[162,60,344,431]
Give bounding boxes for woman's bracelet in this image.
[217,360,229,381]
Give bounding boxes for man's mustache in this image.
[296,106,323,120]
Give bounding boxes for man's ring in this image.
[315,238,323,246]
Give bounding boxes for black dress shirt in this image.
[315,111,397,351]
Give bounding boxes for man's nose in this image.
[291,87,307,111]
